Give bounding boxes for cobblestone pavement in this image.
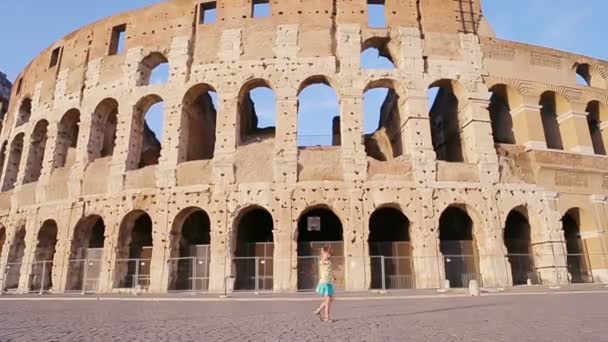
[0,292,606,342]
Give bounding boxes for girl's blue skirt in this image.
[316,282,335,297]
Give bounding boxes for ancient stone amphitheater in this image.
[0,0,607,295]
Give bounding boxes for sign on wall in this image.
[307,216,321,232]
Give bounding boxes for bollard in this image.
[468,279,480,296]
[526,278,532,286]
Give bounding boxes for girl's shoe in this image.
[322,318,334,323]
[313,310,323,321]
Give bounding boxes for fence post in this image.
[255,257,259,293]
[82,258,88,295]
[380,256,386,292]
[191,257,197,294]
[134,259,140,289]
[0,268,5,296]
[39,262,46,295]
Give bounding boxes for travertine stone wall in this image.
[0,0,607,294]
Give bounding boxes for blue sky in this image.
[0,1,606,145]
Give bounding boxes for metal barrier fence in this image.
[114,258,151,290]
[0,252,606,294]
[167,257,210,293]
[64,259,103,293]
[233,257,273,292]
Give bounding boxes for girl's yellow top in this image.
[318,259,334,284]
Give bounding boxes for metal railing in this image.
[2,262,22,292]
[167,256,210,293]
[114,258,151,291]
[28,260,54,294]
[65,259,103,294]
[370,256,415,290]
[233,257,273,292]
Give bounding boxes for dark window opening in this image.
[369,207,413,289]
[234,208,274,291]
[16,98,32,127]
[66,216,106,291]
[367,0,387,28]
[200,2,217,24]
[429,82,465,162]
[586,101,606,155]
[181,84,218,162]
[109,24,127,55]
[31,220,58,291]
[562,209,593,284]
[49,47,62,68]
[297,207,344,290]
[2,134,24,192]
[115,211,154,289]
[252,0,270,18]
[489,85,516,145]
[504,209,537,285]
[439,206,479,288]
[54,109,80,170]
[169,209,211,291]
[238,80,276,145]
[91,99,119,160]
[363,84,403,161]
[539,92,564,150]
[23,120,49,184]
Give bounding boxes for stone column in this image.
[155,96,181,189]
[410,189,442,288]
[148,197,170,293]
[97,215,120,293]
[273,92,298,184]
[599,122,608,153]
[510,102,547,150]
[53,204,85,293]
[207,190,230,293]
[211,91,236,185]
[557,111,594,155]
[531,192,569,286]
[343,188,367,291]
[402,92,437,183]
[17,217,39,293]
[34,123,58,202]
[272,187,295,292]
[67,104,95,198]
[340,92,367,182]
[460,96,499,184]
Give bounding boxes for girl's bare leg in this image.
[323,296,331,320]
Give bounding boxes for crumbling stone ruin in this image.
[0,0,607,294]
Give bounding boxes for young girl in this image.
[313,246,335,323]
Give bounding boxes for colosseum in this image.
[0,0,607,295]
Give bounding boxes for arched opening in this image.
[30,220,58,292]
[180,84,218,162]
[54,109,80,170]
[132,95,164,170]
[23,120,49,184]
[361,38,396,70]
[16,98,32,127]
[428,80,466,162]
[2,133,24,191]
[575,63,606,88]
[439,206,480,288]
[297,206,344,290]
[368,207,413,289]
[233,207,274,291]
[237,80,276,145]
[4,226,26,291]
[539,91,566,150]
[168,208,211,292]
[363,80,403,161]
[562,209,593,283]
[90,98,118,160]
[66,216,105,292]
[137,52,169,86]
[114,211,154,289]
[297,76,340,147]
[504,208,538,285]
[488,84,518,145]
[586,101,607,155]
[0,141,8,183]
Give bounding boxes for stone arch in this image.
[2,133,25,191]
[137,52,169,86]
[438,205,480,288]
[296,204,344,290]
[428,79,469,162]
[15,97,32,127]
[361,37,397,70]
[368,206,413,289]
[503,206,538,285]
[488,84,524,145]
[65,215,105,292]
[363,79,405,160]
[539,91,570,150]
[23,120,49,184]
[574,63,606,88]
[90,98,119,161]
[297,76,340,147]
[4,225,26,291]
[231,205,274,291]
[237,79,276,146]
[561,208,594,283]
[113,210,154,289]
[131,94,164,170]
[0,140,8,184]
[168,207,211,291]
[585,100,608,155]
[31,219,58,292]
[54,108,80,169]
[180,84,218,162]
